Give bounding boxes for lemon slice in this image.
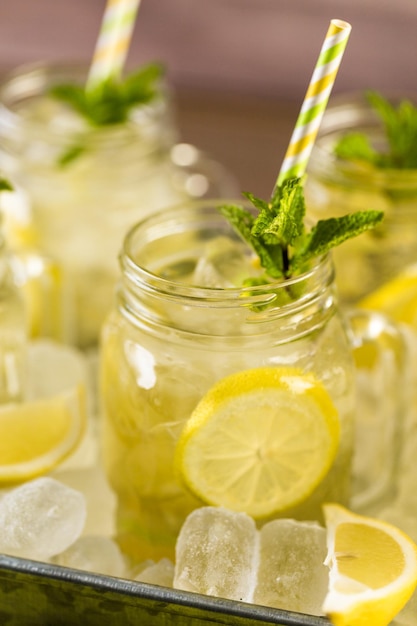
[176,367,340,519]
[322,503,417,626]
[358,265,417,325]
[0,384,87,484]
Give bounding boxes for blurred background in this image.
[1,0,416,196]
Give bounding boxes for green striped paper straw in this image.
[86,0,142,90]
[276,19,352,187]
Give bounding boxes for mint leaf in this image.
[334,90,417,169]
[57,144,86,167]
[217,202,255,241]
[218,177,384,284]
[217,203,285,278]
[0,177,13,192]
[123,64,164,107]
[50,62,164,127]
[257,177,306,247]
[49,63,164,166]
[241,191,270,213]
[293,211,384,268]
[334,132,378,164]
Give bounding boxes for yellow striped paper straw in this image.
[87,0,142,90]
[276,19,352,187]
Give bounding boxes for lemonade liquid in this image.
[100,201,356,563]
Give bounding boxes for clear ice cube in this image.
[54,535,127,578]
[51,465,116,537]
[24,339,89,401]
[134,558,174,587]
[253,518,328,616]
[191,236,258,288]
[173,506,258,602]
[0,477,86,560]
[191,257,233,289]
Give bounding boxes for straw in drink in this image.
[87,0,142,90]
[277,19,352,186]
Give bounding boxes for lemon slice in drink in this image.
[322,503,417,626]
[358,265,417,325]
[176,367,340,518]
[0,385,86,485]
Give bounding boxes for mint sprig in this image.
[334,91,417,169]
[50,63,164,126]
[219,177,384,283]
[49,63,164,166]
[0,177,13,192]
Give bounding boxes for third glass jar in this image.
[305,92,417,307]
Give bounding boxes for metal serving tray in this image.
[0,554,330,626]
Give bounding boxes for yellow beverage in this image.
[100,200,357,563]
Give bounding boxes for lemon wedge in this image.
[358,265,417,326]
[0,385,86,485]
[176,367,340,519]
[322,503,417,626]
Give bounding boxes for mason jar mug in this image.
[99,199,407,564]
[0,64,238,349]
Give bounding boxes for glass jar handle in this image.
[346,308,410,514]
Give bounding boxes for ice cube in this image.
[192,257,233,288]
[54,535,127,578]
[253,518,328,616]
[191,236,256,288]
[173,506,258,602]
[51,465,116,537]
[25,339,89,401]
[0,477,86,560]
[134,558,174,587]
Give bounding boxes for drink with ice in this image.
[0,64,235,348]
[100,186,383,563]
[305,92,417,311]
[0,17,415,626]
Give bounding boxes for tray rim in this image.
[0,553,330,626]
